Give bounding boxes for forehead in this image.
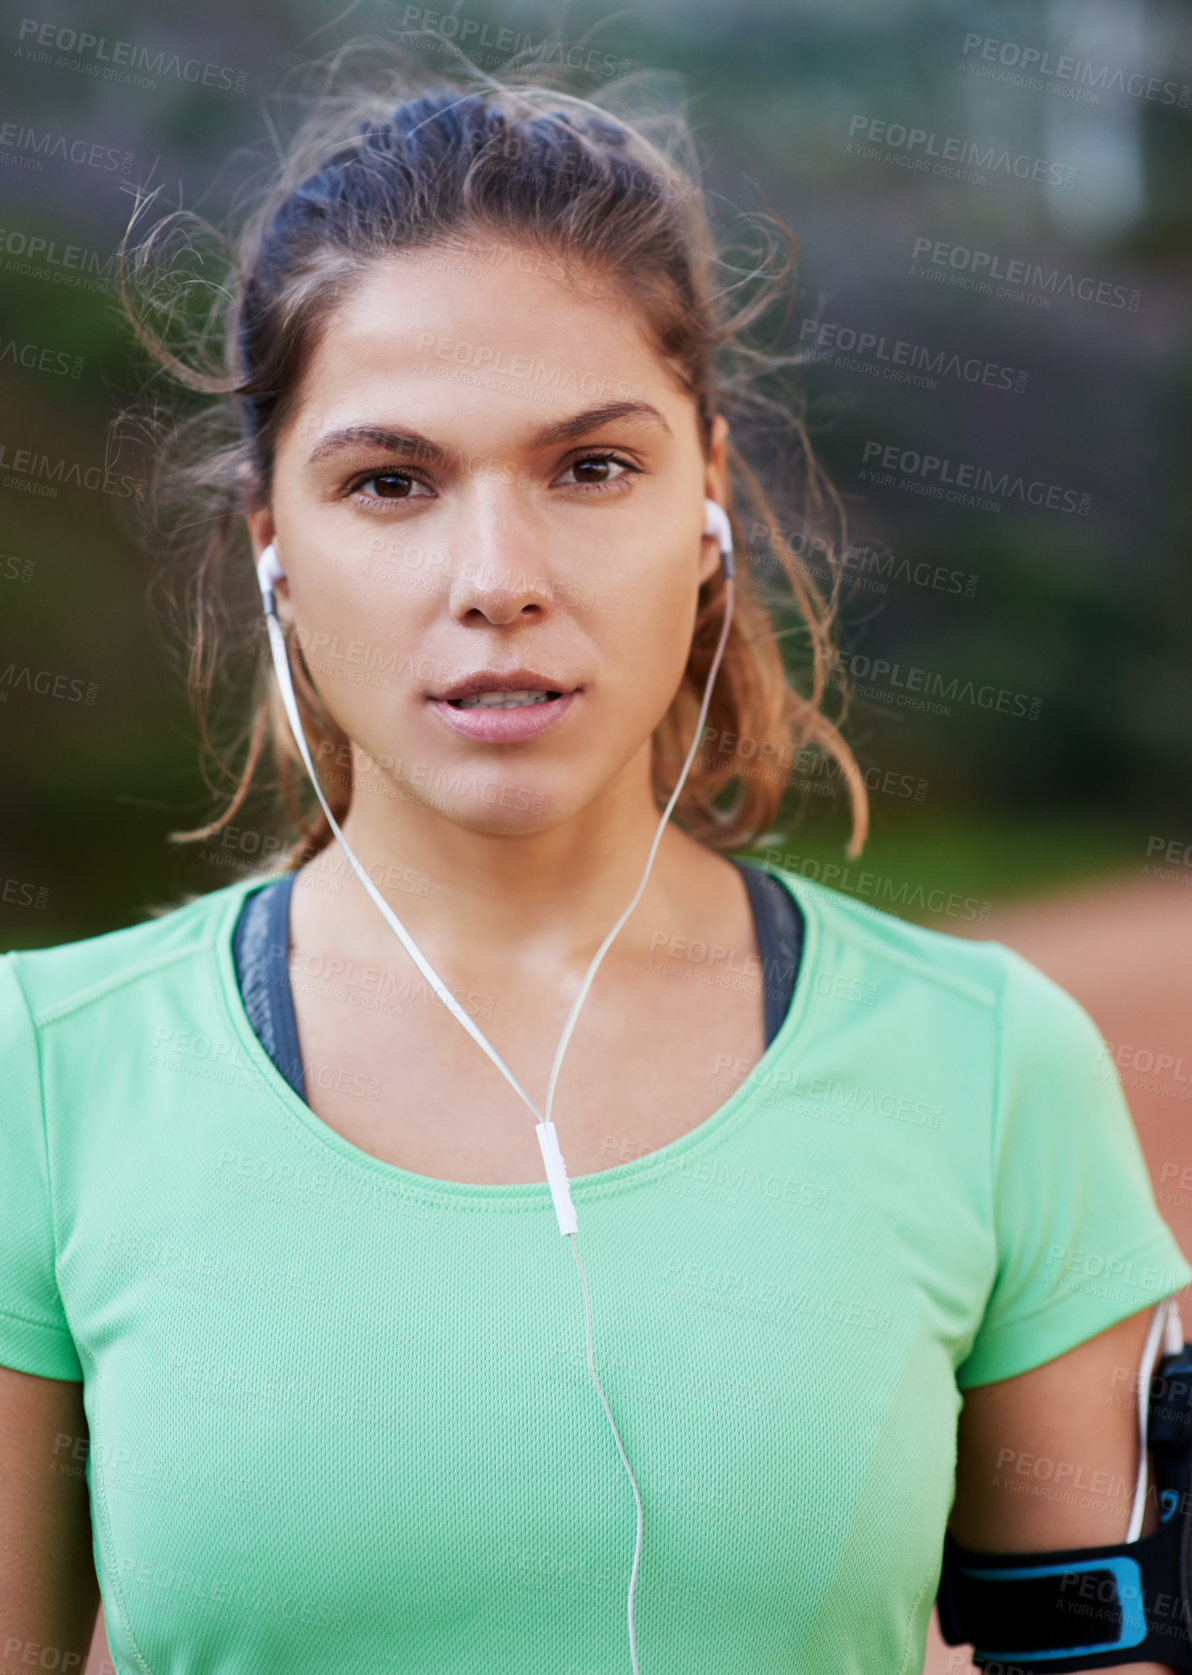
[292,241,681,417]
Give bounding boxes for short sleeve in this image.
[0,953,84,1380]
[955,945,1192,1390]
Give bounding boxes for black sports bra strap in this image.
[731,859,804,1049]
[232,859,805,1106]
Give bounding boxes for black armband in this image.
[938,1313,1192,1672]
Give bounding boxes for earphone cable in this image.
[257,512,736,1675]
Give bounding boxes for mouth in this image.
[427,685,581,742]
[446,688,567,710]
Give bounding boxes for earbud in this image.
[703,498,735,580]
[256,543,284,615]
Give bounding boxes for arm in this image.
[948,1302,1178,1675]
[0,1363,100,1668]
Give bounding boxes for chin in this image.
[416,774,571,835]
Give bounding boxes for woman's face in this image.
[248,239,728,836]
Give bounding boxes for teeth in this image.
[453,689,559,709]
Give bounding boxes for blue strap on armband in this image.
[937,1345,1192,1673]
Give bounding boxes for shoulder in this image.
[2,875,267,1029]
[764,859,1076,1024]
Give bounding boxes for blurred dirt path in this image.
[924,869,1192,1674]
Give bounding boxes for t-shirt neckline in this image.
[211,859,823,1208]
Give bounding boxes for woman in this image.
[1,54,1187,1675]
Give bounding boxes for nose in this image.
[443,477,557,626]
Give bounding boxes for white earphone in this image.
[253,498,735,1675]
[256,540,285,599]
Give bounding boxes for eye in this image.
[342,452,641,507]
[555,451,641,492]
[346,469,434,506]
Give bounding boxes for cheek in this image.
[309,540,430,628]
[290,570,429,714]
[598,577,697,723]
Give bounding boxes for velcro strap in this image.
[937,1348,1192,1671]
[944,1543,1146,1664]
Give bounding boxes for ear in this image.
[704,411,729,505]
[245,506,277,566]
[699,412,731,588]
[244,508,292,618]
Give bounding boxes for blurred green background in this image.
[2,0,1190,947]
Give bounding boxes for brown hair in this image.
[119,38,869,867]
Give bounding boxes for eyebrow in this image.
[305,400,674,467]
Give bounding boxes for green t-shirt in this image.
[2,863,1188,1673]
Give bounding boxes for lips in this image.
[428,689,580,743]
[431,669,577,704]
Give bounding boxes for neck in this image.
[290,746,728,978]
